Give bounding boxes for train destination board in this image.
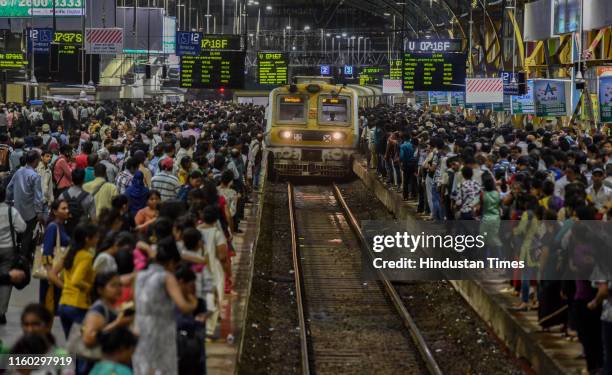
[359,67,385,85]
[257,52,288,85]
[0,52,28,69]
[402,52,466,92]
[180,51,245,89]
[390,59,402,80]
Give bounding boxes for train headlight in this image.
[280,130,293,139]
[332,132,345,141]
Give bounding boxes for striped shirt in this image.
[151,172,181,201]
[115,170,133,195]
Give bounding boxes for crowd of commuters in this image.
[2,96,612,374]
[0,99,265,374]
[361,103,612,375]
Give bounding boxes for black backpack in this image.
[61,190,89,234]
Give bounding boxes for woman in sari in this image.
[126,171,149,218]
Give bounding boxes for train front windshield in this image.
[319,97,349,125]
[277,96,307,123]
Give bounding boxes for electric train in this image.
[264,77,385,177]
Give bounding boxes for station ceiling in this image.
[256,0,512,37]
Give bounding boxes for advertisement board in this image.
[0,0,85,17]
[534,79,568,117]
[428,92,449,105]
[599,75,612,123]
[450,92,465,107]
[512,80,535,114]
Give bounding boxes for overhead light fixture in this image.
[326,33,331,37]
[248,33,254,37]
[341,32,347,37]
[383,12,391,16]
[335,35,341,38]
[286,25,291,30]
[304,25,310,31]
[350,36,356,39]
[266,5,272,10]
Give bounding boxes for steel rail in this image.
[287,182,311,375]
[331,182,444,375]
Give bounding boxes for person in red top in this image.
[53,144,75,198]
[74,141,92,169]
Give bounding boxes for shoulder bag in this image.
[8,204,31,289]
[33,224,67,279]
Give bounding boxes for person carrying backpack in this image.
[83,163,119,215]
[59,169,96,235]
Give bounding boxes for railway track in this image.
[288,182,442,375]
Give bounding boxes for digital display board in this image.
[33,30,99,83]
[53,31,83,56]
[0,0,85,17]
[359,67,385,85]
[257,52,288,85]
[0,52,28,69]
[402,52,466,92]
[180,51,245,89]
[281,97,304,104]
[54,31,83,44]
[201,35,242,51]
[389,59,402,80]
[321,98,344,104]
[405,39,463,53]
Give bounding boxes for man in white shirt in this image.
[0,188,27,324]
[554,164,579,199]
[587,166,612,212]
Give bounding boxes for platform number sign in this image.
[320,65,331,76]
[176,32,202,56]
[28,28,54,53]
[344,65,353,76]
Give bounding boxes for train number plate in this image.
[302,149,322,162]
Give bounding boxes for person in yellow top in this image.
[49,223,99,338]
[177,156,193,186]
[83,163,119,217]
